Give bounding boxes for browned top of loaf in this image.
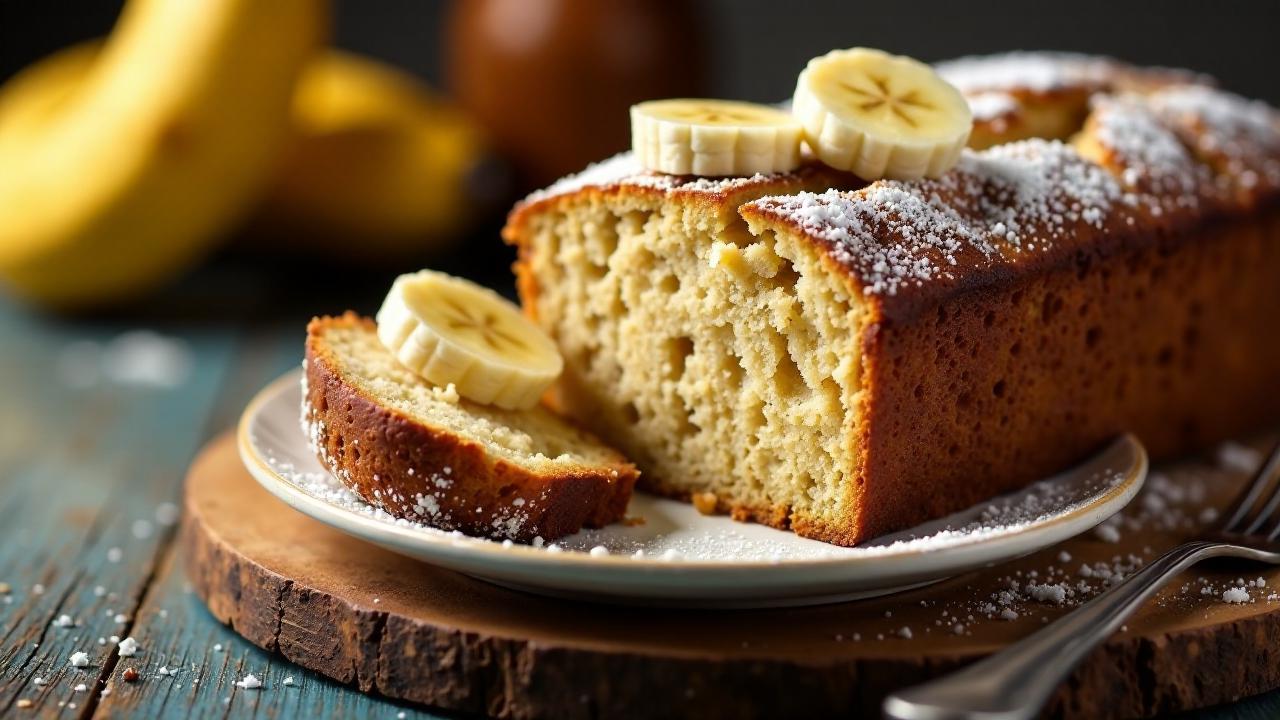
[935,51,1213,103]
[504,53,1280,322]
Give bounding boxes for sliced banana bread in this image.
[503,56,1280,547]
[302,313,637,542]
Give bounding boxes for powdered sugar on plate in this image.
[255,416,1131,564]
[242,372,1148,606]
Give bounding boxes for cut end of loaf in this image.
[302,312,637,542]
[510,191,873,543]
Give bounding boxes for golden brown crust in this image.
[845,208,1280,544]
[940,52,1212,150]
[503,156,856,246]
[303,313,637,542]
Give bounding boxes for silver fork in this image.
[884,441,1280,720]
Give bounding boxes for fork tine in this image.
[1219,441,1280,535]
[1245,450,1280,536]
[1257,448,1280,540]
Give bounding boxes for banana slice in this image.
[793,48,972,180]
[631,99,803,176]
[376,270,563,410]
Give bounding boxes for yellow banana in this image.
[249,51,490,262]
[0,43,99,159]
[0,0,326,309]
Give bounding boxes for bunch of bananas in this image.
[0,0,489,310]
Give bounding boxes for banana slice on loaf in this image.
[303,313,637,542]
[793,47,972,179]
[630,99,803,176]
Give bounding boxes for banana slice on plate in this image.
[631,99,803,176]
[376,270,563,410]
[793,47,972,180]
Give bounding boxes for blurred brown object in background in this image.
[446,0,707,190]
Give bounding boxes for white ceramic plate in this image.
[239,371,1148,608]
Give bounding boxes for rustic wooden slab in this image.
[184,431,1280,719]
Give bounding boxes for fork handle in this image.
[882,540,1243,720]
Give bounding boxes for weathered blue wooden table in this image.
[0,256,1277,719]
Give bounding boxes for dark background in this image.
[1,0,1277,317]
[4,0,1280,105]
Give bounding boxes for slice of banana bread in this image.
[503,55,1280,546]
[302,313,637,541]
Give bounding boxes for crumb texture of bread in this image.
[515,184,869,537]
[505,54,1280,546]
[519,186,869,535]
[303,313,637,542]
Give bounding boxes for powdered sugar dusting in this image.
[966,92,1020,122]
[1147,85,1280,194]
[521,153,796,207]
[519,58,1276,307]
[936,52,1118,95]
[749,81,1280,299]
[937,52,1207,97]
[1089,94,1209,203]
[750,139,1125,296]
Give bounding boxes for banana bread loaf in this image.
[503,54,1280,546]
